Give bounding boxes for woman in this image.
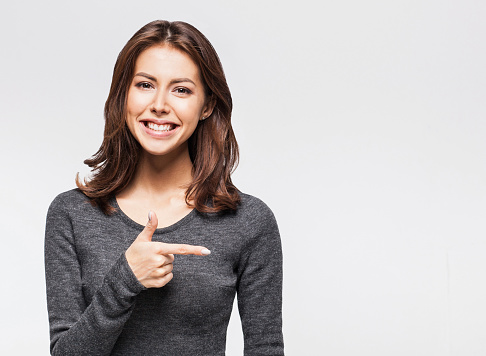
[45,20,283,355]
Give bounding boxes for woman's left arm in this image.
[237,201,284,356]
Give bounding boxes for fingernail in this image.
[201,248,211,256]
[148,211,152,221]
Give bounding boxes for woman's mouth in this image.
[144,122,178,132]
[140,120,180,138]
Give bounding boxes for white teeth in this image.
[147,122,173,132]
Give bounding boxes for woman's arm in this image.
[45,195,145,356]
[237,201,284,355]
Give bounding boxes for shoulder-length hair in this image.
[76,20,240,214]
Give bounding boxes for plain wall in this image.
[0,0,485,355]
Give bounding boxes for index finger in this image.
[159,243,211,256]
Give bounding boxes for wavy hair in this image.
[76,20,240,214]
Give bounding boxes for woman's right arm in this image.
[45,197,209,355]
[44,195,145,356]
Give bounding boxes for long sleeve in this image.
[44,195,145,356]
[237,201,284,355]
[44,190,282,355]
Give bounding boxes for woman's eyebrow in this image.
[134,72,157,82]
[170,78,196,86]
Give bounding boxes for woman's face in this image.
[126,45,212,157]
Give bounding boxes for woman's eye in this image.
[174,87,192,95]
[136,82,153,90]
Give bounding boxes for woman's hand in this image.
[125,211,210,288]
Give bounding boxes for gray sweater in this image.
[45,189,283,355]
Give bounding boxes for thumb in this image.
[136,211,158,242]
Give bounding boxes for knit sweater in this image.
[44,189,284,355]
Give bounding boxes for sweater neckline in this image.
[110,196,198,234]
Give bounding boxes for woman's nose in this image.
[151,91,170,115]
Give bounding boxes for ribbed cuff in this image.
[104,253,146,300]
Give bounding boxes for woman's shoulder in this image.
[238,192,273,213]
[233,192,278,227]
[50,188,89,204]
[230,192,281,250]
[47,188,94,215]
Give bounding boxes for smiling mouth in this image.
[144,122,178,132]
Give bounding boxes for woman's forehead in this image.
[134,45,201,82]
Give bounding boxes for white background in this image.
[1,0,485,355]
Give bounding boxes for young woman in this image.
[44,20,283,355]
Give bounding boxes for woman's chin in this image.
[140,142,189,159]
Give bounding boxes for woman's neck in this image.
[115,145,196,227]
[120,145,193,200]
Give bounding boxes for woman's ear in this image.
[201,97,216,120]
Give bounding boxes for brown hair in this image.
[76,20,240,214]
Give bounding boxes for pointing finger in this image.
[158,243,211,256]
